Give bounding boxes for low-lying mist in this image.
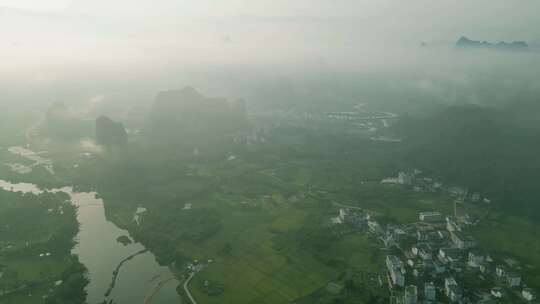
[1,0,539,116]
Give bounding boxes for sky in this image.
[1,0,539,106]
[2,1,539,38]
[0,0,70,11]
[1,1,539,65]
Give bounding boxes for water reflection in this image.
[0,180,180,304]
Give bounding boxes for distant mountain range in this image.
[456,36,529,51]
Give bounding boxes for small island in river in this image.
[116,235,132,246]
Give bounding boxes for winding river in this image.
[0,180,181,304]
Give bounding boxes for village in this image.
[330,170,538,304]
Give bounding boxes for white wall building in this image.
[522,288,536,301]
[424,282,436,301]
[404,285,418,304]
[506,272,522,288]
[419,211,443,222]
[386,255,405,287]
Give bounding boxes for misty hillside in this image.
[397,104,540,218]
[456,36,529,51]
[2,2,540,304]
[145,87,249,149]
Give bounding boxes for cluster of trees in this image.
[0,191,78,256]
[134,208,222,265]
[395,102,540,220]
[0,190,88,304]
[45,256,89,304]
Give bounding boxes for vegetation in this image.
[3,93,540,303]
[115,235,132,246]
[0,190,88,304]
[52,117,403,303]
[395,103,540,220]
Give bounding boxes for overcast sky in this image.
[1,1,539,108]
[1,1,539,75]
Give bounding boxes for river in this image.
[0,180,181,304]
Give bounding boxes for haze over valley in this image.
[1,1,540,304]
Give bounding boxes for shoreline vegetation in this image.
[116,235,132,246]
[104,249,148,298]
[0,187,89,304]
[143,276,178,304]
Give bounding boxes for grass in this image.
[171,186,388,304]
[0,257,68,283]
[167,191,342,304]
[134,160,475,304]
[190,233,382,304]
[190,244,337,304]
[472,213,540,289]
[0,190,79,304]
[326,234,382,273]
[336,182,459,223]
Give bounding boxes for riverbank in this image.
[104,249,148,297]
[0,178,182,304]
[0,185,88,304]
[144,277,177,304]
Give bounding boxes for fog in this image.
[1,1,540,111]
[3,3,540,304]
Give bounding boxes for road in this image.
[332,201,364,210]
[331,201,382,217]
[183,271,198,304]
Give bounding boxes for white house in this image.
[446,216,462,232]
[386,255,405,287]
[424,282,436,301]
[496,265,507,277]
[491,287,504,298]
[444,277,458,297]
[438,248,462,264]
[368,220,383,235]
[468,251,485,267]
[450,231,476,249]
[522,288,536,301]
[404,285,418,304]
[419,248,433,261]
[338,209,348,221]
[419,211,443,222]
[506,272,522,288]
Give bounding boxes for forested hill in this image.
[145,86,249,150]
[395,103,540,219]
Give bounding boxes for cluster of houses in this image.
[248,108,397,135]
[381,170,491,206]
[331,207,537,303]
